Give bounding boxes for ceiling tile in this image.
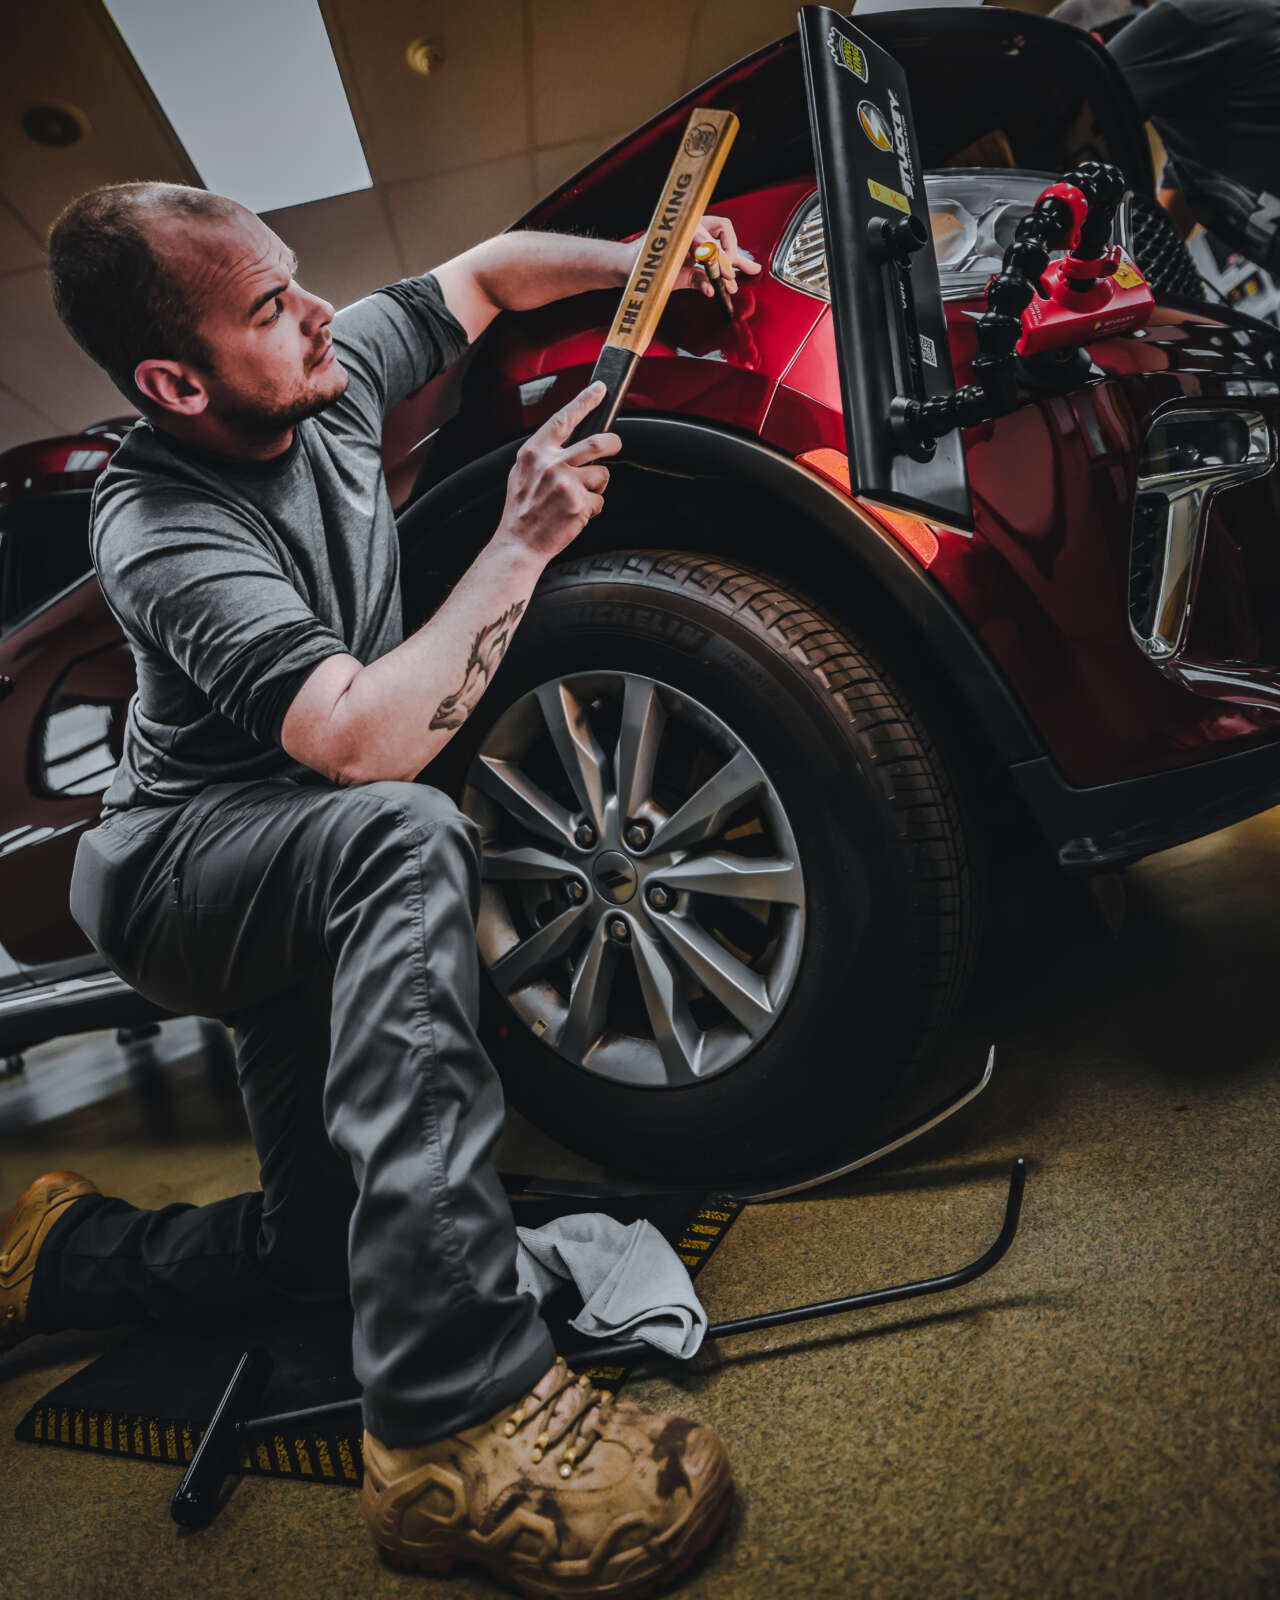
[533,133,627,198]
[0,0,192,247]
[321,0,532,186]
[0,268,130,435]
[0,200,45,276]
[261,188,406,311]
[683,0,797,91]
[531,0,695,148]
[384,155,537,270]
[0,384,62,457]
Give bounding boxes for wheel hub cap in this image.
[592,850,637,904]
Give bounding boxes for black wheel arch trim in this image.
[399,415,1044,767]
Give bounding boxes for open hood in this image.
[858,6,1154,190]
[520,6,1153,242]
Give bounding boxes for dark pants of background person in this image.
[29,776,555,1445]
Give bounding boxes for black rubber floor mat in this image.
[15,1185,742,1485]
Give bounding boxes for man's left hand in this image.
[667,215,763,297]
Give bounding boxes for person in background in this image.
[1056,0,1280,261]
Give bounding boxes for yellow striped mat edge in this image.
[15,1403,364,1484]
[14,1193,745,1483]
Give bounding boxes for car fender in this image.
[396,414,1043,768]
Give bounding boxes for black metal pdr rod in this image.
[566,1156,1027,1365]
[235,1159,1027,1437]
[170,1346,273,1527]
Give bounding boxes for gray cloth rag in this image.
[515,1212,707,1360]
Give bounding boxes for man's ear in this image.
[133,358,210,417]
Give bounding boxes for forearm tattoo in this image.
[430,600,527,730]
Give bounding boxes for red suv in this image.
[3,10,1277,1186]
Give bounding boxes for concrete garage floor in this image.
[2,812,1279,1600]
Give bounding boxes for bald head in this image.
[146,202,287,322]
[48,181,243,410]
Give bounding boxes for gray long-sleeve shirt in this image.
[91,274,467,811]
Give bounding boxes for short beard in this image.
[207,367,346,445]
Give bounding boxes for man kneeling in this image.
[0,181,757,1595]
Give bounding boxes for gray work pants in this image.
[50,775,554,1444]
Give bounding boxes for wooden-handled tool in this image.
[568,107,739,444]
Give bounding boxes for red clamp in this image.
[1060,251,1119,285]
[1039,182,1089,250]
[1017,247,1155,356]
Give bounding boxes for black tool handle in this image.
[170,1346,274,1527]
[568,345,638,445]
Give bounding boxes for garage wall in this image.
[0,0,804,453]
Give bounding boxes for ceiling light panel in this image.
[103,0,371,214]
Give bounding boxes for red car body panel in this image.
[410,185,1280,790]
[0,579,131,963]
[0,436,118,502]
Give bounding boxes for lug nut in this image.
[573,821,598,850]
[566,879,588,904]
[607,917,631,945]
[646,883,672,912]
[623,819,652,851]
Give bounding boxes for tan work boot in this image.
[0,1171,99,1355]
[362,1355,733,1599]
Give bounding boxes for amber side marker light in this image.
[796,447,972,567]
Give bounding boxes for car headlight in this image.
[773,169,1133,301]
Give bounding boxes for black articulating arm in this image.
[892,161,1131,450]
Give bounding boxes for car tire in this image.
[453,549,982,1183]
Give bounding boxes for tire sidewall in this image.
[450,560,943,1180]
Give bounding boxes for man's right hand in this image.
[499,381,621,560]
[283,386,621,786]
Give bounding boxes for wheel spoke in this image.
[489,902,589,994]
[613,677,666,821]
[651,913,775,1037]
[482,844,577,882]
[472,756,577,849]
[536,682,608,835]
[558,919,617,1062]
[649,747,763,854]
[658,852,804,905]
[630,924,702,1085]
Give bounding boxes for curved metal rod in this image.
[571,1157,1026,1365]
[706,1155,1023,1337]
[237,1159,1026,1437]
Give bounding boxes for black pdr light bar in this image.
[798,6,972,526]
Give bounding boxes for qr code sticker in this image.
[919,333,938,368]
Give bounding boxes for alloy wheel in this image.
[462,671,806,1088]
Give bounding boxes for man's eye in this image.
[263,296,284,326]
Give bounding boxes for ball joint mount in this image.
[883,161,1135,452]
